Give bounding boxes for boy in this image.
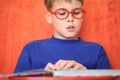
[14,0,111,73]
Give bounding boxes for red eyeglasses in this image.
[50,8,86,20]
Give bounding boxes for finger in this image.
[62,60,76,69]
[55,60,68,70]
[72,63,87,70]
[44,63,56,70]
[55,60,64,66]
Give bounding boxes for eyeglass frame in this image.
[50,8,86,20]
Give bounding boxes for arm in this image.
[14,45,32,73]
[96,46,111,69]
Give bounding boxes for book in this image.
[0,69,120,78]
[51,70,120,77]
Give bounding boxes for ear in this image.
[45,11,53,24]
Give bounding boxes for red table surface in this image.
[9,76,114,80]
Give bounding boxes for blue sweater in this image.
[14,36,111,73]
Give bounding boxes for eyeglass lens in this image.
[55,8,83,19]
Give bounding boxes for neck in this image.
[53,35,79,40]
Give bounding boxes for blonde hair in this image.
[44,0,84,11]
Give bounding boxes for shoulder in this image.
[80,39,105,53]
[79,40,107,58]
[80,39,102,48]
[23,37,51,49]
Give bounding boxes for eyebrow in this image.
[53,7,83,11]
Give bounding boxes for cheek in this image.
[52,18,65,27]
[75,19,83,27]
[52,20,63,31]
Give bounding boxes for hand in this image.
[44,62,57,70]
[55,60,87,70]
[44,60,87,70]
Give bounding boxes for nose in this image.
[67,12,74,22]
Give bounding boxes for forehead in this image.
[54,0,80,3]
[52,0,82,11]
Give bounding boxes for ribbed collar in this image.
[49,36,81,44]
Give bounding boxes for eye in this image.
[73,9,82,15]
[57,10,67,16]
[74,11,81,15]
[58,12,66,15]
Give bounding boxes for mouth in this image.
[66,25,75,32]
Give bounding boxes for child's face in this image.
[46,1,83,39]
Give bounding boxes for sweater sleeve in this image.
[14,45,32,73]
[96,46,111,69]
